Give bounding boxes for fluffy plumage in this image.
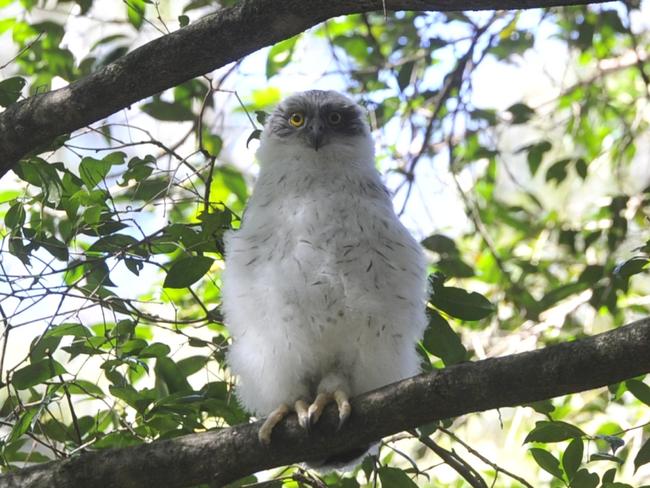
[222,90,427,461]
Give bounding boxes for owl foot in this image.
[258,391,351,444]
[258,403,289,445]
[306,389,351,430]
[259,399,311,444]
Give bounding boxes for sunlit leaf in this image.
[266,36,299,78]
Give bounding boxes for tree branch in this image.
[0,0,614,178]
[1,317,648,488]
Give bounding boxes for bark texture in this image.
[0,0,614,178]
[1,317,648,488]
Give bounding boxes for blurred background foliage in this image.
[0,0,649,486]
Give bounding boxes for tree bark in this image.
[0,0,614,179]
[1,317,648,488]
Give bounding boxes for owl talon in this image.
[307,392,331,426]
[334,390,351,430]
[295,399,311,432]
[258,403,290,445]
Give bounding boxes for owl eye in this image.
[328,111,342,125]
[289,112,305,128]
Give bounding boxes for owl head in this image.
[262,90,370,153]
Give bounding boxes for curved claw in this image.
[334,390,351,430]
[295,399,310,432]
[307,392,331,426]
[258,403,290,445]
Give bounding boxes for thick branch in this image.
[1,317,648,488]
[0,0,615,178]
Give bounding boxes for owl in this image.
[221,90,428,465]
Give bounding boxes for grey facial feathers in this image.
[266,90,368,149]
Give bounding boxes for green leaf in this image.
[507,102,535,124]
[397,60,415,92]
[525,399,555,415]
[602,468,616,484]
[0,76,26,107]
[575,158,588,179]
[377,466,418,487]
[126,0,146,29]
[570,469,599,488]
[525,140,552,176]
[538,282,589,311]
[614,257,649,280]
[14,157,64,204]
[66,379,104,396]
[38,235,68,261]
[109,385,152,413]
[589,453,623,463]
[529,447,564,480]
[634,438,650,473]
[421,234,458,255]
[88,234,140,254]
[201,131,223,157]
[220,166,248,203]
[422,312,467,365]
[163,256,214,288]
[246,129,262,147]
[254,110,268,125]
[429,284,495,321]
[83,205,102,225]
[434,257,474,278]
[177,356,207,376]
[45,323,92,338]
[12,359,66,389]
[563,438,584,480]
[4,202,26,229]
[546,158,571,184]
[8,407,39,443]
[266,36,299,78]
[524,421,585,443]
[140,343,171,358]
[79,156,112,189]
[29,336,61,362]
[178,14,189,27]
[626,380,650,405]
[93,431,142,449]
[155,357,192,394]
[141,100,195,121]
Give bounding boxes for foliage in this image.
[0,0,650,486]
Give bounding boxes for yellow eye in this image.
[289,112,305,127]
[328,112,342,125]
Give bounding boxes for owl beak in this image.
[307,123,325,151]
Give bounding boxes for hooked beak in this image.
[307,123,325,151]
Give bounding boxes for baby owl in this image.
[222,90,428,463]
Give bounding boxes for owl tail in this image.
[303,442,378,473]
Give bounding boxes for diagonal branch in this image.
[1,317,648,488]
[0,0,614,178]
